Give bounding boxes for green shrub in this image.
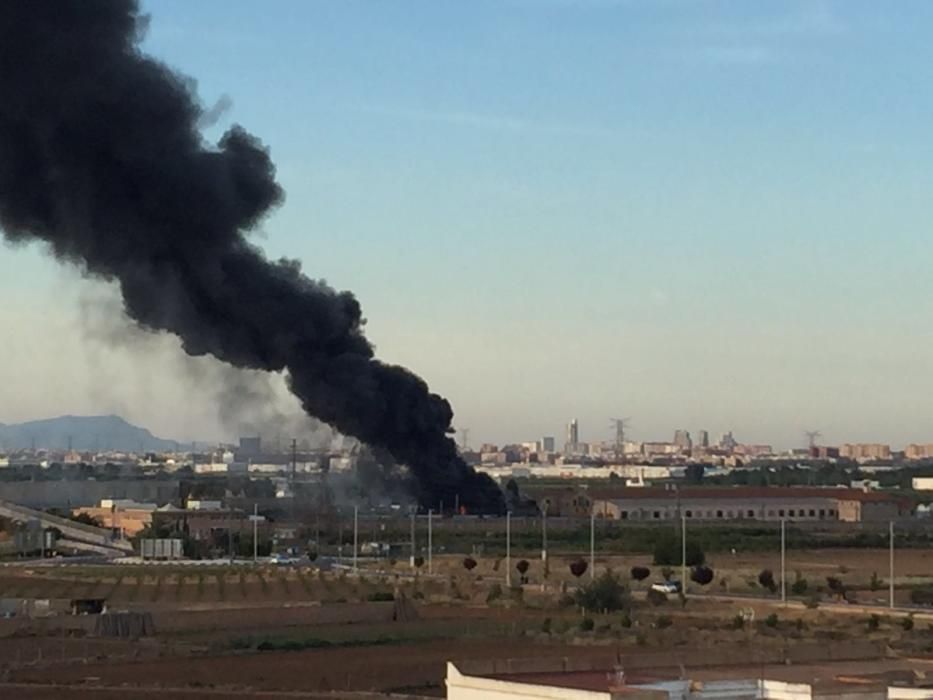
[541,617,552,634]
[764,613,779,628]
[690,566,714,586]
[620,612,633,628]
[902,616,914,631]
[486,583,503,603]
[731,615,744,630]
[655,615,673,629]
[758,569,777,594]
[366,591,395,602]
[579,616,595,632]
[867,614,880,631]
[870,571,882,591]
[791,572,808,596]
[574,570,630,612]
[630,566,650,582]
[804,593,820,609]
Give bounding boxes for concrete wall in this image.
[0,480,179,509]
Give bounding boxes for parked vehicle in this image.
[650,580,682,594]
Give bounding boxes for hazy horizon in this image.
[3,0,933,450]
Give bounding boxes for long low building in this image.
[589,486,909,523]
[446,657,933,700]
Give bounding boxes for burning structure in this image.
[0,1,503,512]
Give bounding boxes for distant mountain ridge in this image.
[0,415,178,452]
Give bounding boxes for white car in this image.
[271,553,300,566]
[650,580,681,594]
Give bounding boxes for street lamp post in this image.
[589,511,595,580]
[506,511,512,587]
[889,521,895,610]
[780,518,786,605]
[352,505,358,573]
[680,511,687,594]
[409,508,416,569]
[428,509,433,575]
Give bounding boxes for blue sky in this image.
[3,0,933,449]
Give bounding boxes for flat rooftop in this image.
[488,657,933,694]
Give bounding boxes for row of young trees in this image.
[459,556,717,588]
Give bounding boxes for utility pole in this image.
[506,511,511,587]
[409,508,416,568]
[681,511,687,594]
[290,438,298,523]
[428,509,433,575]
[252,503,258,562]
[589,511,595,580]
[780,518,786,605]
[353,505,358,573]
[889,521,895,610]
[541,503,548,572]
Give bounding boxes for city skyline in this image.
[3,1,933,450]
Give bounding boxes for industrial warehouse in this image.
[547,487,910,523]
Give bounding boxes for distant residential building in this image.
[906,444,933,460]
[735,444,773,458]
[641,442,679,456]
[481,451,509,465]
[564,419,579,455]
[839,443,891,461]
[718,431,738,452]
[697,430,710,448]
[541,436,555,453]
[811,446,841,459]
[673,429,692,453]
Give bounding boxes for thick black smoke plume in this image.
[0,1,503,513]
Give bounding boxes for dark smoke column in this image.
[0,1,503,513]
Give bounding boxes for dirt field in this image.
[9,637,598,693]
[2,550,933,697]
